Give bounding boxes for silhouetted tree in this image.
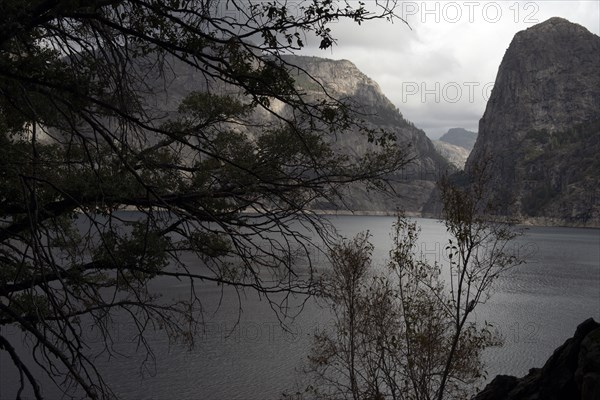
[308,170,524,399]
[0,1,409,398]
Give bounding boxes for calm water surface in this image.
[1,216,599,399]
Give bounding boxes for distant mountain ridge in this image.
[465,17,600,225]
[439,128,477,151]
[433,128,478,169]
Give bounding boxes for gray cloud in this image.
[298,1,600,139]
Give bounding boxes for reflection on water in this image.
[1,216,598,399]
[478,225,600,380]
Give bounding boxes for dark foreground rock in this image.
[473,318,600,400]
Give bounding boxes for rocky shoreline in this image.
[518,217,600,229]
[473,319,600,400]
[312,210,600,228]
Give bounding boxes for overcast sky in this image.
[298,1,600,139]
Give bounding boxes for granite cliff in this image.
[432,140,470,169]
[465,17,600,225]
[280,56,450,212]
[146,54,450,213]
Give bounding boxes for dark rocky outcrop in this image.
[465,17,600,225]
[473,318,600,400]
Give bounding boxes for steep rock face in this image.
[149,54,450,213]
[473,318,600,400]
[466,17,600,224]
[280,56,450,212]
[432,140,470,169]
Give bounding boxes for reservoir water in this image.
[1,216,599,399]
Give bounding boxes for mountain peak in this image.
[476,16,600,140]
[439,128,477,151]
[465,15,600,223]
[281,55,379,97]
[515,17,595,42]
[526,16,589,32]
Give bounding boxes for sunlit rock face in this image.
[466,17,600,224]
[432,140,470,169]
[279,55,451,212]
[433,128,478,169]
[146,53,451,213]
